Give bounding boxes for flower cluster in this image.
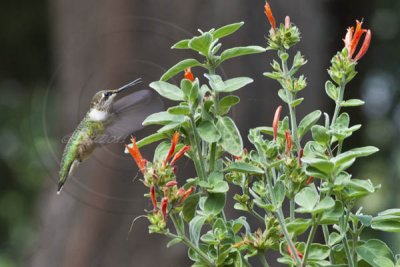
[126,133,194,232]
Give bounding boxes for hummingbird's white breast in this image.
[88,108,109,121]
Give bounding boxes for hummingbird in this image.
[58,78,161,193]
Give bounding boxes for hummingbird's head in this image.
[90,78,142,112]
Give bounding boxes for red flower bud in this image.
[287,245,303,260]
[273,105,282,141]
[264,1,276,31]
[285,16,291,30]
[126,137,147,174]
[165,180,178,187]
[176,187,185,198]
[164,132,179,167]
[150,186,157,210]
[171,145,190,165]
[285,130,292,156]
[184,67,195,82]
[306,176,314,185]
[161,197,168,222]
[179,186,195,205]
[298,148,304,165]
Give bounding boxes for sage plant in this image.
[125,2,400,266]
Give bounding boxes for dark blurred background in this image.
[0,0,399,266]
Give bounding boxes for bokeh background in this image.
[0,0,399,266]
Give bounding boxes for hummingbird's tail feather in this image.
[57,182,64,194]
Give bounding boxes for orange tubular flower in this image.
[354,29,371,62]
[171,145,191,166]
[273,105,282,141]
[161,197,168,222]
[179,186,195,205]
[287,245,303,260]
[126,137,146,174]
[184,67,195,82]
[150,186,157,210]
[344,20,371,62]
[164,132,180,167]
[306,176,314,185]
[285,131,292,156]
[264,1,276,31]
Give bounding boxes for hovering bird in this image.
[58,78,161,193]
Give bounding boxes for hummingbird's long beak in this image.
[113,78,142,94]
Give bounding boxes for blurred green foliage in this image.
[0,0,50,265]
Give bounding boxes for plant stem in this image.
[265,171,301,267]
[281,55,301,151]
[342,235,354,267]
[290,199,295,221]
[169,214,215,266]
[322,225,335,263]
[257,252,270,267]
[209,142,216,172]
[330,80,346,128]
[189,114,207,181]
[302,221,318,266]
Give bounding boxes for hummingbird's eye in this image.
[104,92,112,98]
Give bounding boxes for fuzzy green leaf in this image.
[160,59,203,81]
[220,46,266,62]
[213,22,244,39]
[216,116,243,156]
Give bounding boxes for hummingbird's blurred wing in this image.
[100,90,162,144]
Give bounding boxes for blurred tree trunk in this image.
[31,1,329,266]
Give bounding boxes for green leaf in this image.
[218,95,240,115]
[189,32,213,55]
[373,257,395,267]
[208,181,229,193]
[311,125,330,145]
[308,244,330,260]
[160,58,203,81]
[216,116,243,156]
[167,105,190,115]
[220,46,266,62]
[197,120,221,143]
[341,99,365,107]
[149,81,184,101]
[204,193,226,216]
[301,157,335,175]
[328,232,344,247]
[182,193,200,222]
[273,181,286,208]
[143,111,185,126]
[214,77,253,93]
[278,89,289,103]
[189,215,207,246]
[290,97,304,108]
[166,237,183,248]
[136,132,168,148]
[225,162,264,174]
[171,39,190,49]
[372,210,400,233]
[313,196,335,214]
[298,110,322,139]
[325,80,338,101]
[295,185,319,213]
[356,239,395,267]
[320,200,344,224]
[343,179,376,199]
[333,146,379,167]
[286,218,311,236]
[213,22,244,39]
